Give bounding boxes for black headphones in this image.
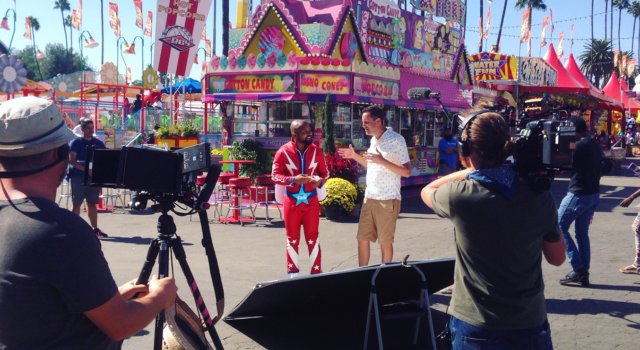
[458,109,491,157]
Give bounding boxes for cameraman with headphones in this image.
[421,109,566,349]
[0,97,177,348]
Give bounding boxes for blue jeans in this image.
[450,317,553,350]
[558,192,600,272]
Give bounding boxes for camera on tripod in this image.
[511,113,577,192]
[86,142,211,206]
[85,142,226,349]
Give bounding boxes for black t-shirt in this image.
[0,198,119,349]
[569,136,603,195]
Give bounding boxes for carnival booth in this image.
[203,0,472,186]
[471,45,624,138]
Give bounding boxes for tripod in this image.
[136,198,225,350]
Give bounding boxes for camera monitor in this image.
[118,147,183,194]
[87,149,122,188]
[175,143,211,174]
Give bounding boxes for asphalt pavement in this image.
[71,161,640,350]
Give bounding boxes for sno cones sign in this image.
[153,0,213,76]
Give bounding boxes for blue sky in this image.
[1,1,633,81]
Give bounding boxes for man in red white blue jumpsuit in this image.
[272,119,329,277]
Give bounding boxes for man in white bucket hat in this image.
[0,97,177,349]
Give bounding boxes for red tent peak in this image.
[543,44,586,89]
[563,54,593,89]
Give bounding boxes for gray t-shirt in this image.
[0,198,119,349]
[430,178,561,330]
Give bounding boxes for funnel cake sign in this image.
[207,74,295,94]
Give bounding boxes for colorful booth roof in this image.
[205,0,471,110]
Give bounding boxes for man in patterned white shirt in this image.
[339,106,411,266]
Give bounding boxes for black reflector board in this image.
[224,258,455,349]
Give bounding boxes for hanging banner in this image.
[134,0,143,29]
[300,74,350,95]
[109,2,121,38]
[207,74,295,94]
[23,17,31,40]
[540,15,549,48]
[204,38,211,56]
[468,52,518,81]
[520,7,530,43]
[144,11,153,37]
[354,76,399,100]
[153,0,213,76]
[71,0,82,30]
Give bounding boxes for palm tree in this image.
[611,0,614,44]
[579,39,613,88]
[53,0,70,52]
[605,0,609,41]
[223,0,229,55]
[27,16,43,80]
[592,0,595,43]
[495,0,509,52]
[479,0,484,52]
[64,15,73,54]
[629,1,640,55]
[604,0,609,40]
[614,0,630,50]
[514,0,547,56]
[101,0,104,64]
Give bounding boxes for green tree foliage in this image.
[15,43,86,81]
[321,94,336,155]
[579,39,614,88]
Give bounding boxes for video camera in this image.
[511,116,577,192]
[86,142,216,209]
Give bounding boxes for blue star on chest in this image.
[292,186,311,206]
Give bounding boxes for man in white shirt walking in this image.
[339,106,411,266]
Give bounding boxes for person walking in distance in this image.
[338,106,411,266]
[272,119,329,277]
[421,110,566,349]
[69,117,108,238]
[0,96,177,348]
[558,117,603,287]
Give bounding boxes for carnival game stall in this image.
[203,0,472,186]
[472,45,624,142]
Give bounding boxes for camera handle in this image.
[136,204,224,350]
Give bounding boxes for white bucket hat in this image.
[0,96,76,157]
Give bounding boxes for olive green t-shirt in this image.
[430,178,561,330]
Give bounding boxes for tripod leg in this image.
[135,238,160,285]
[171,236,224,350]
[152,239,171,350]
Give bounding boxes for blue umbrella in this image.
[161,77,202,94]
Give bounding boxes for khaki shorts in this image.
[357,198,401,244]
